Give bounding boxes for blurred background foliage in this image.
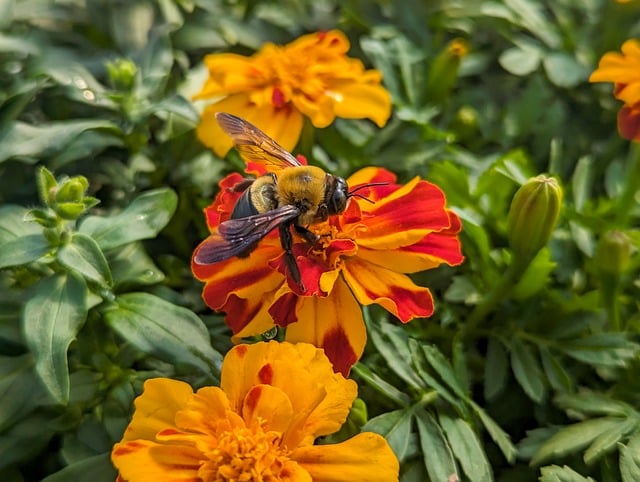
[1,0,640,481]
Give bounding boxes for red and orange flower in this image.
[192,167,463,375]
[112,341,399,481]
[590,39,640,141]
[193,30,391,157]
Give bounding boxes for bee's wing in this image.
[193,205,300,264]
[215,112,302,171]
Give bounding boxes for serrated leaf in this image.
[469,400,517,463]
[23,273,88,404]
[531,417,623,466]
[539,465,596,482]
[41,452,116,482]
[57,233,112,287]
[415,409,459,482]
[621,432,640,482]
[562,333,638,367]
[584,417,637,465]
[103,292,220,376]
[363,409,414,462]
[484,337,509,400]
[79,188,177,251]
[440,415,493,482]
[539,347,573,393]
[510,339,546,402]
[0,233,49,268]
[421,344,468,399]
[555,392,634,417]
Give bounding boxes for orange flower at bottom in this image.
[112,342,399,482]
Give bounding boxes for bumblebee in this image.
[194,112,375,290]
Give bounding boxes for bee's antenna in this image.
[347,182,389,204]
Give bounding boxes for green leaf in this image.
[0,120,121,164]
[539,348,574,393]
[41,452,116,482]
[584,417,637,465]
[0,414,55,471]
[620,432,640,482]
[440,414,493,482]
[103,292,220,375]
[510,338,546,402]
[415,409,459,482]
[107,242,165,288]
[543,52,588,88]
[421,344,468,399]
[469,400,518,463]
[484,337,509,400]
[23,273,88,404]
[0,233,49,268]
[555,392,634,417]
[79,188,178,251]
[561,333,639,367]
[512,248,556,299]
[0,205,40,244]
[57,233,112,287]
[539,465,596,482]
[363,409,416,462]
[531,417,624,466]
[0,355,40,431]
[572,156,593,214]
[499,46,542,76]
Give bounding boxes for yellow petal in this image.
[221,342,357,448]
[291,432,399,482]
[120,379,193,442]
[112,439,202,482]
[242,384,294,434]
[330,82,392,127]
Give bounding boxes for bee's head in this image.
[326,176,349,215]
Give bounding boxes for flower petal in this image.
[330,81,392,127]
[285,278,366,376]
[242,384,294,434]
[291,432,399,482]
[220,342,357,447]
[112,440,203,482]
[618,105,640,141]
[120,379,193,443]
[343,259,434,322]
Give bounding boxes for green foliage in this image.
[1,0,640,480]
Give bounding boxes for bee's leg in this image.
[279,223,305,291]
[293,225,320,244]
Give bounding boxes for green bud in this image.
[55,176,89,204]
[36,166,58,206]
[56,202,87,220]
[595,230,632,275]
[425,38,469,102]
[507,175,563,263]
[106,58,137,91]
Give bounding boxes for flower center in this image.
[199,424,292,482]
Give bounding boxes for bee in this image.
[193,112,379,291]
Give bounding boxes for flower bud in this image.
[55,176,89,204]
[106,58,137,91]
[425,38,469,102]
[507,175,563,263]
[595,230,632,275]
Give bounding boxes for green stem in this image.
[616,143,640,227]
[463,258,529,336]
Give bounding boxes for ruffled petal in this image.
[112,440,203,482]
[242,384,294,434]
[291,432,399,482]
[589,39,640,85]
[220,342,357,447]
[343,259,434,322]
[195,53,267,98]
[285,278,365,376]
[120,379,193,442]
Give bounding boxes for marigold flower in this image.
[192,167,463,375]
[194,30,391,157]
[590,39,640,141]
[111,341,399,481]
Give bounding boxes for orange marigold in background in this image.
[193,30,391,157]
[590,39,640,141]
[111,342,399,482]
[192,167,463,376]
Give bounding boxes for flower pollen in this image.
[200,424,290,482]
